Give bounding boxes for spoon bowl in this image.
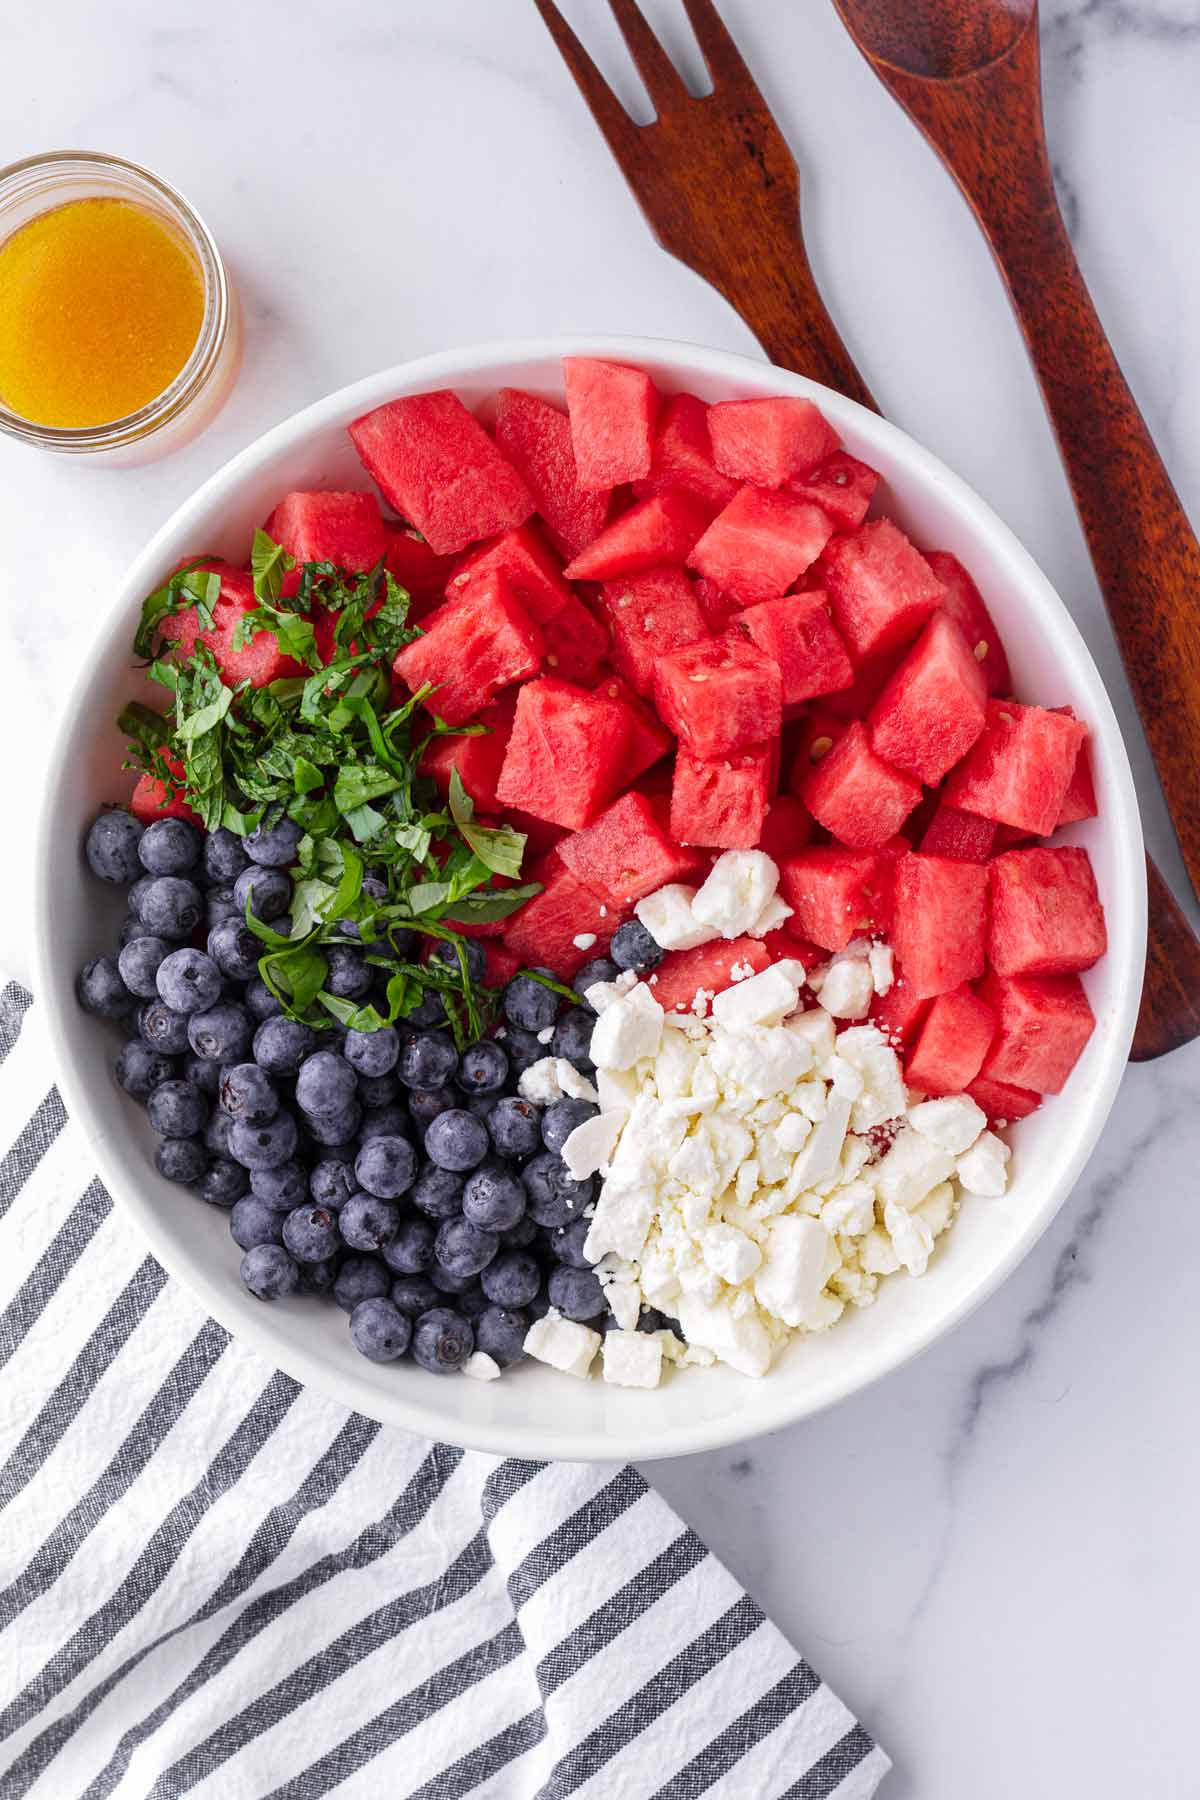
[833,0,1034,79]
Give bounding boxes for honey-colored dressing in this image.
[0,197,204,428]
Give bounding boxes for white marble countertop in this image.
[3,2,1200,1793]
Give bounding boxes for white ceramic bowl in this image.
[34,337,1146,1462]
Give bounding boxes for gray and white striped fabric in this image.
[0,984,889,1799]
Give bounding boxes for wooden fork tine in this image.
[532,0,638,150]
[680,0,759,94]
[605,0,690,112]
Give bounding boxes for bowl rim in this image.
[32,334,1146,1461]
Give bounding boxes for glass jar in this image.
[0,150,240,464]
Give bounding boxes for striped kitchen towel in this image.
[0,983,889,1800]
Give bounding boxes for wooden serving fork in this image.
[532,0,1200,1060]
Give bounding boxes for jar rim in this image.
[0,150,231,453]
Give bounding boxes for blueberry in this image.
[183,1052,222,1097]
[333,1254,390,1314]
[548,1265,605,1321]
[405,990,448,1030]
[462,1163,526,1232]
[390,1274,441,1318]
[542,1097,598,1154]
[501,1213,539,1250]
[115,1039,176,1099]
[252,1016,315,1075]
[219,1062,278,1124]
[552,1007,594,1069]
[407,1086,456,1131]
[358,1102,411,1142]
[462,1093,500,1123]
[204,886,240,930]
[398,1030,459,1090]
[282,1204,341,1263]
[205,1110,235,1158]
[306,1104,363,1147]
[154,1137,208,1183]
[245,814,303,868]
[459,1284,490,1321]
[434,1217,499,1280]
[139,817,202,877]
[128,873,156,917]
[503,970,559,1034]
[572,957,619,1004]
[339,1192,400,1252]
[424,1109,489,1174]
[245,978,284,1023]
[486,1096,542,1161]
[430,1262,477,1294]
[411,1163,465,1220]
[230,1110,299,1170]
[638,1306,671,1334]
[523,1152,593,1228]
[202,826,250,885]
[233,865,291,923]
[475,1304,528,1368]
[188,1002,254,1064]
[156,948,222,1016]
[349,1296,411,1362]
[325,944,372,1000]
[230,1197,285,1250]
[610,919,663,972]
[241,1243,299,1300]
[146,1080,208,1138]
[500,1026,546,1076]
[343,1024,400,1078]
[197,1159,249,1207]
[381,1216,437,1275]
[78,956,135,1019]
[250,1160,308,1209]
[85,810,144,884]
[549,1216,592,1269]
[357,1072,399,1109]
[309,1158,358,1210]
[456,1040,509,1095]
[296,1050,357,1118]
[354,1134,418,1199]
[298,1257,341,1296]
[139,877,204,940]
[430,937,487,984]
[138,999,192,1053]
[480,1251,541,1310]
[118,916,152,950]
[411,1307,474,1374]
[207,918,262,982]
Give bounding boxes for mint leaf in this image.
[251,529,293,605]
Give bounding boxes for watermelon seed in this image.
[974,640,989,661]
[811,736,833,761]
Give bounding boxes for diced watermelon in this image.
[562,357,659,489]
[495,676,631,829]
[265,490,385,572]
[800,721,922,850]
[977,970,1096,1094]
[650,937,772,1015]
[867,612,988,785]
[482,943,522,988]
[1052,709,1098,827]
[988,846,1107,977]
[821,653,900,721]
[777,846,891,952]
[418,696,515,812]
[707,396,840,488]
[131,758,201,827]
[540,589,611,685]
[920,803,997,862]
[503,859,626,979]
[654,636,783,760]
[670,743,774,850]
[502,809,568,863]
[383,524,456,617]
[820,520,946,662]
[392,571,542,726]
[158,564,306,689]
[349,391,534,555]
[924,551,1011,697]
[943,700,1088,836]
[730,591,854,706]
[783,710,847,793]
[633,392,739,513]
[563,492,711,583]
[692,576,739,632]
[904,986,996,1096]
[965,1074,1041,1124]
[558,791,703,907]
[869,971,932,1048]
[493,387,611,558]
[445,525,570,625]
[689,487,834,606]
[787,451,879,530]
[890,853,989,997]
[757,794,813,863]
[594,677,673,787]
[600,566,710,697]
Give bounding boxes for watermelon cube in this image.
[757,794,813,863]
[783,710,847,793]
[131,757,201,827]
[965,1074,1041,1124]
[692,575,739,632]
[503,859,626,979]
[594,677,673,787]
[558,791,703,907]
[1052,709,1097,827]
[651,937,772,1015]
[446,526,570,625]
[988,846,1107,977]
[920,803,997,862]
[158,564,306,689]
[392,571,542,726]
[730,591,854,706]
[777,847,891,951]
[870,971,932,1048]
[265,491,385,572]
[601,566,710,697]
[800,721,922,850]
[562,357,659,489]
[977,970,1096,1094]
[821,653,900,721]
[890,853,989,997]
[943,700,1088,836]
[419,696,515,812]
[689,487,834,606]
[494,387,611,559]
[654,636,782,760]
[482,943,523,989]
[707,396,840,488]
[349,391,534,555]
[867,612,988,785]
[633,392,739,514]
[787,451,879,530]
[563,492,711,583]
[670,743,774,850]
[495,676,631,829]
[904,986,996,1096]
[924,551,1011,697]
[383,525,456,617]
[539,589,611,685]
[820,520,946,662]
[501,809,568,864]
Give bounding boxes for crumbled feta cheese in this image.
[524,1310,601,1379]
[818,953,874,1020]
[754,1215,840,1328]
[463,1352,501,1382]
[517,1056,563,1105]
[821,1181,876,1238]
[675,1292,773,1376]
[702,1222,762,1285]
[884,1199,935,1277]
[774,1111,813,1154]
[956,1130,1012,1197]
[917,1180,957,1237]
[692,850,779,940]
[602,1330,664,1388]
[584,1181,656,1262]
[554,1059,599,1103]
[560,1110,625,1179]
[788,1094,852,1192]
[860,1225,902,1275]
[868,940,894,995]
[874,1126,956,1211]
[787,1009,836,1065]
[536,1025,555,1044]
[590,982,665,1071]
[836,1026,907,1133]
[746,893,794,938]
[572,932,597,952]
[711,961,803,1031]
[908,1094,987,1156]
[596,1066,638,1118]
[635,884,716,952]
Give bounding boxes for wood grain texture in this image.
[533,0,1199,1058]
